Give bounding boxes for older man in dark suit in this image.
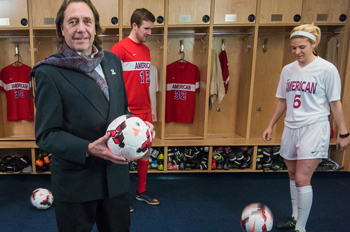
[30,0,154,231]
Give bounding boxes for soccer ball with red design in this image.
[107,115,152,161]
[241,203,273,232]
[30,188,54,210]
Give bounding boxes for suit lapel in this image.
[101,55,124,123]
[58,68,109,119]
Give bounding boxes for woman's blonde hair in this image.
[291,24,321,55]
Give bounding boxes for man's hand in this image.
[87,132,128,164]
[145,121,156,139]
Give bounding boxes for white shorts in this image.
[280,121,330,160]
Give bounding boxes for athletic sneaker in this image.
[272,146,281,156]
[130,205,134,213]
[150,148,160,159]
[276,216,296,230]
[136,191,160,205]
[262,146,273,156]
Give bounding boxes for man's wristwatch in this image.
[339,132,350,138]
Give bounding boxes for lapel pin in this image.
[110,69,116,75]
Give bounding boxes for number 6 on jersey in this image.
[293,94,301,108]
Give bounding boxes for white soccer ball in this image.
[30,188,54,210]
[241,203,273,232]
[107,115,152,161]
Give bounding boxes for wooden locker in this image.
[30,0,62,28]
[122,0,165,27]
[168,0,211,25]
[207,27,254,139]
[259,0,303,24]
[0,0,28,28]
[302,0,349,24]
[30,0,119,28]
[92,0,119,27]
[250,29,288,138]
[164,28,209,139]
[0,30,33,139]
[213,0,257,25]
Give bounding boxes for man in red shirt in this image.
[111,8,158,212]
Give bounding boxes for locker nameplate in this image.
[44,18,55,25]
[0,18,10,26]
[317,14,328,21]
[225,14,237,22]
[271,14,282,21]
[179,15,191,23]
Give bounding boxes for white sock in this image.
[296,185,313,232]
[290,180,298,219]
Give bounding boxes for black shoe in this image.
[136,191,159,205]
[16,156,31,169]
[276,216,296,230]
[130,205,134,213]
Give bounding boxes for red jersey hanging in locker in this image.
[166,61,199,124]
[0,64,34,121]
[219,50,229,94]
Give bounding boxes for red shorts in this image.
[133,112,152,123]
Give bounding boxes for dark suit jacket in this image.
[34,51,130,202]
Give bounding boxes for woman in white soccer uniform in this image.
[263,24,349,232]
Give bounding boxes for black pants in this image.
[54,193,130,232]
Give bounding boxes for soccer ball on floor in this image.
[107,115,152,161]
[241,203,273,232]
[30,188,54,210]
